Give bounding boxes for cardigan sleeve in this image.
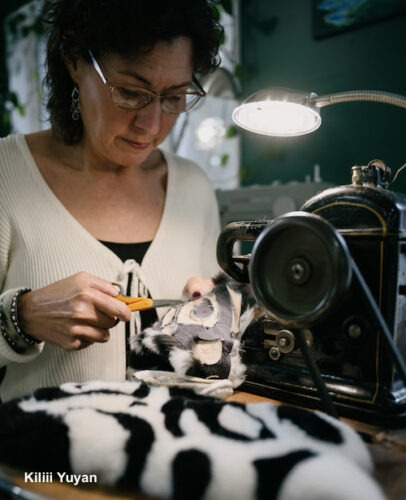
[0,156,44,367]
[0,288,44,366]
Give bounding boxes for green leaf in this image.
[225,125,238,139]
[220,154,229,166]
[211,4,221,21]
[4,92,26,116]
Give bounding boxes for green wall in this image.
[239,0,406,192]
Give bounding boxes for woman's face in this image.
[70,37,194,169]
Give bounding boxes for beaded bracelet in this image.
[10,288,41,345]
[0,311,16,350]
[0,295,26,353]
[1,321,25,353]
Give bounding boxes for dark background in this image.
[239,0,406,192]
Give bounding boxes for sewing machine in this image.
[217,160,406,427]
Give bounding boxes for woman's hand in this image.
[182,276,215,300]
[18,272,132,350]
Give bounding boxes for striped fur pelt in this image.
[128,274,256,388]
[0,380,384,499]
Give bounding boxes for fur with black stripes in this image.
[0,380,384,499]
[129,274,257,387]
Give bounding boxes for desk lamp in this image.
[216,86,406,425]
[232,87,406,137]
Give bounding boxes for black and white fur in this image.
[128,274,256,388]
[0,380,384,499]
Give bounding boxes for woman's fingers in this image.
[69,324,110,344]
[68,287,131,324]
[82,273,122,298]
[93,289,132,322]
[44,322,111,351]
[71,272,131,322]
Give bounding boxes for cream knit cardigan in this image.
[0,134,220,402]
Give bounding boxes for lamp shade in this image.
[232,88,321,137]
[232,87,406,137]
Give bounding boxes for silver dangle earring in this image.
[71,85,81,120]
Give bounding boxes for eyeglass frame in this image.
[88,49,206,114]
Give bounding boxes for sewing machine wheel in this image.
[249,211,352,328]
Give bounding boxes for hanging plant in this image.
[0,0,47,136]
[0,90,26,136]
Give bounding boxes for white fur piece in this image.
[168,346,194,375]
[217,404,264,439]
[238,306,256,339]
[227,285,243,335]
[277,454,385,500]
[65,408,130,485]
[6,381,384,500]
[228,339,246,388]
[60,380,141,395]
[128,333,143,354]
[140,330,163,354]
[246,402,373,473]
[19,390,137,415]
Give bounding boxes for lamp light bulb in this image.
[232,88,406,138]
[232,100,321,137]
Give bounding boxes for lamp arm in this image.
[310,90,406,109]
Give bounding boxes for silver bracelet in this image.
[1,316,24,353]
[10,288,41,345]
[0,295,28,352]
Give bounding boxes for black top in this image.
[99,240,158,329]
[100,240,152,264]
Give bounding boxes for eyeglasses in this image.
[88,50,205,114]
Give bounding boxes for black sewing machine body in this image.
[217,162,406,426]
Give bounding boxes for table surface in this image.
[4,391,406,500]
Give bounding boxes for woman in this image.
[0,0,224,402]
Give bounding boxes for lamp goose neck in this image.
[310,90,406,109]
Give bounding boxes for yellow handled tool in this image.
[112,283,183,311]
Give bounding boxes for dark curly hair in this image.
[44,0,224,144]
